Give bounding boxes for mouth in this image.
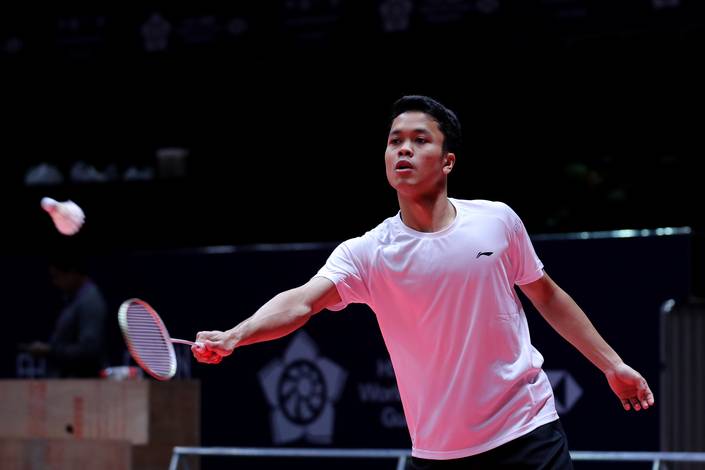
[395,160,414,171]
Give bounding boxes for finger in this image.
[202,353,222,364]
[204,339,227,352]
[195,353,217,364]
[193,352,210,362]
[622,399,631,411]
[196,331,222,342]
[630,397,641,411]
[192,346,213,360]
[196,331,212,342]
[639,387,655,408]
[195,348,222,363]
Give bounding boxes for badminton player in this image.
[192,95,654,469]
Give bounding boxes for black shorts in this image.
[406,419,574,470]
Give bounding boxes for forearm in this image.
[227,288,313,348]
[535,288,623,373]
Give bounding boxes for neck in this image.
[398,192,455,233]
[69,276,89,295]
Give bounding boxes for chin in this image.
[393,183,419,197]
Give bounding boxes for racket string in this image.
[124,303,176,378]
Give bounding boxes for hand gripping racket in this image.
[118,298,202,380]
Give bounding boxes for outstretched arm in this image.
[519,271,655,412]
[192,276,341,364]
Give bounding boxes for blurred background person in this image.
[21,250,109,378]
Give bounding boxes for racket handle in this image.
[171,338,204,348]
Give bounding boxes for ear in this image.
[443,152,456,175]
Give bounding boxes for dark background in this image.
[2,2,703,257]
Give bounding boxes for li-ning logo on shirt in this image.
[476,251,494,258]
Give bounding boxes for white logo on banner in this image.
[546,369,583,413]
[259,331,347,444]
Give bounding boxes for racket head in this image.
[118,298,177,381]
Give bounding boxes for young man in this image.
[192,96,654,469]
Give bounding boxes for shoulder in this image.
[452,198,522,235]
[77,282,108,309]
[331,215,399,260]
[354,214,401,247]
[452,198,517,219]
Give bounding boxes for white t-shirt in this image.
[315,198,558,459]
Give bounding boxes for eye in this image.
[415,137,427,144]
[389,138,400,145]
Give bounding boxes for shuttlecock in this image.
[41,197,85,236]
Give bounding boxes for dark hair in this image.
[390,95,462,155]
[47,243,89,275]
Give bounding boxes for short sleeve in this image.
[314,238,371,311]
[504,205,544,285]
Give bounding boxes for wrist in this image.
[227,326,244,349]
[601,359,625,376]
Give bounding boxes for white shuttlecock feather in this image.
[41,197,85,236]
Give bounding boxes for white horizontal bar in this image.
[173,447,705,462]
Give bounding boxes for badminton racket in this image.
[118,298,202,380]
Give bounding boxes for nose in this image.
[398,140,413,157]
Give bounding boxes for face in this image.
[49,266,79,292]
[385,111,455,197]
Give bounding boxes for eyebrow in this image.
[388,128,432,136]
